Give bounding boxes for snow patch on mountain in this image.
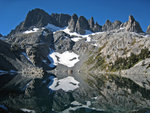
[23,28,39,34]
[48,51,79,67]
[71,37,82,42]
[20,108,35,113]
[45,23,64,32]
[48,76,79,92]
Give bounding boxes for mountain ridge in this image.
[7,8,148,37]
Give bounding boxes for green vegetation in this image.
[97,42,107,53]
[86,55,95,65]
[85,43,108,71]
[86,47,150,72]
[86,53,106,71]
[110,48,150,71]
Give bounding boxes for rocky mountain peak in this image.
[23,8,53,28]
[146,25,150,34]
[125,15,143,33]
[102,20,112,31]
[89,17,94,29]
[68,14,78,32]
[7,9,146,36]
[51,13,71,27]
[128,15,135,23]
[93,22,102,32]
[105,19,112,25]
[75,16,89,34]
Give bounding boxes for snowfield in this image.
[20,108,35,113]
[48,76,79,92]
[48,51,80,68]
[23,28,39,34]
[45,23,64,32]
[45,23,99,43]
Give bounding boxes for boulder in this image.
[102,20,122,31]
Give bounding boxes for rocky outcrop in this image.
[9,28,54,69]
[124,15,143,33]
[89,17,95,29]
[54,31,75,52]
[23,8,53,29]
[112,20,122,29]
[146,25,150,34]
[69,15,102,34]
[8,9,53,35]
[75,16,90,34]
[68,14,78,32]
[0,40,17,71]
[89,17,102,32]
[93,22,102,32]
[102,20,122,31]
[51,13,71,27]
[102,20,112,31]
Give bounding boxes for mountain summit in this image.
[9,8,145,36]
[124,15,143,33]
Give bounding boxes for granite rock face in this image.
[89,17,95,30]
[68,14,78,32]
[89,17,102,32]
[146,25,150,34]
[124,15,143,33]
[75,16,90,34]
[53,31,75,52]
[102,20,122,31]
[9,8,53,35]
[93,22,102,32]
[51,13,71,27]
[23,8,53,29]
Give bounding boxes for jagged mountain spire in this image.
[89,17,95,29]
[8,8,146,36]
[68,14,78,32]
[75,16,89,34]
[125,15,143,33]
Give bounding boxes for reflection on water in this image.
[0,72,150,113]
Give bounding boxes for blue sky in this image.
[0,0,150,35]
